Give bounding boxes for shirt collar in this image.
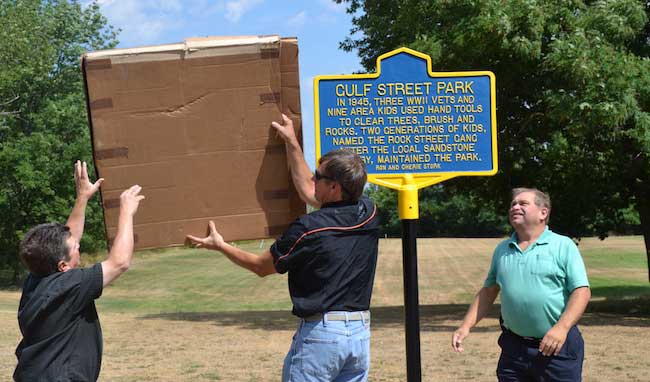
[321,199,358,209]
[508,226,551,248]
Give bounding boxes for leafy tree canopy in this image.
[338,0,650,278]
[0,0,118,282]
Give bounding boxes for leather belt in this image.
[303,311,370,322]
[502,326,542,342]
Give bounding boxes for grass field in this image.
[1,236,649,381]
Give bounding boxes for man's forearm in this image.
[66,196,89,242]
[108,213,135,268]
[460,286,500,329]
[216,244,275,277]
[556,286,590,329]
[284,139,319,207]
[101,212,135,287]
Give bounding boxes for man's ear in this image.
[540,208,549,222]
[58,260,70,273]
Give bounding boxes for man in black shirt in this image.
[186,114,380,381]
[14,161,144,381]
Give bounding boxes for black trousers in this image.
[497,325,584,382]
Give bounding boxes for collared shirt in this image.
[14,263,104,382]
[270,198,379,318]
[484,227,589,338]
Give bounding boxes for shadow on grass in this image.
[139,304,479,332]
[140,297,650,331]
[590,285,650,299]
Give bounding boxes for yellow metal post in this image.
[398,174,419,220]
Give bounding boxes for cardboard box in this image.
[82,35,305,249]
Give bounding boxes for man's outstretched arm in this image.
[101,185,144,287]
[271,114,320,208]
[66,160,104,242]
[186,221,276,277]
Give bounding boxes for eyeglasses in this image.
[314,170,335,182]
[313,169,355,198]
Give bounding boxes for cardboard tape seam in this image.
[90,98,113,111]
[263,189,289,200]
[95,147,129,160]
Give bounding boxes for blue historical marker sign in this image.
[314,47,497,190]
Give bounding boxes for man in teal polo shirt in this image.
[451,188,590,381]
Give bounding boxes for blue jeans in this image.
[497,326,584,382]
[282,312,371,382]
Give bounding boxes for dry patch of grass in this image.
[1,237,649,381]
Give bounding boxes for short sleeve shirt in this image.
[270,198,380,317]
[484,227,589,338]
[14,263,104,382]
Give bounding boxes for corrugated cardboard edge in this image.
[81,55,110,249]
[82,35,281,65]
[279,37,307,222]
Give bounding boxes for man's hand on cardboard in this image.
[186,221,225,251]
[271,114,298,145]
[74,160,104,201]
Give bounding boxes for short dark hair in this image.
[319,149,367,201]
[19,223,71,277]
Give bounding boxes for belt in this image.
[502,326,542,342]
[499,316,541,342]
[303,311,370,322]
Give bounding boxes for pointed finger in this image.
[209,221,217,233]
[75,160,81,180]
[81,162,89,180]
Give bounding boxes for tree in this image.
[366,185,509,237]
[0,0,118,283]
[338,0,650,279]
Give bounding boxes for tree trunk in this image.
[634,188,650,282]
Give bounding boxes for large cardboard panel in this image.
[82,36,305,249]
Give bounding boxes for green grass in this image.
[82,238,650,315]
[579,247,649,300]
[92,245,291,314]
[581,248,648,269]
[588,277,650,299]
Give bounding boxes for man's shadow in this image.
[140,295,650,331]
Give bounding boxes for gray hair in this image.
[512,187,551,223]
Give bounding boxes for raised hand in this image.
[119,185,145,217]
[271,114,298,144]
[74,160,104,201]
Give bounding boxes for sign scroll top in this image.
[314,47,497,191]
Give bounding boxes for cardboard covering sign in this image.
[82,35,305,249]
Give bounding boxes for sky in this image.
[92,0,364,170]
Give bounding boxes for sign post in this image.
[314,47,497,381]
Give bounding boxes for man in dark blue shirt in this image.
[187,114,380,381]
[14,161,144,381]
